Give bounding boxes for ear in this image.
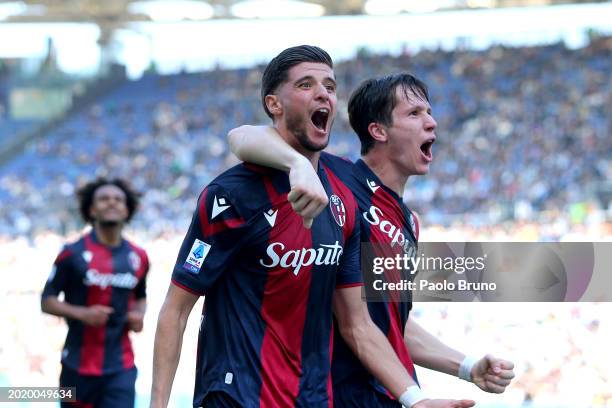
[265,95,282,116]
[367,122,388,143]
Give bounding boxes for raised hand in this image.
[471,354,515,394]
[287,157,328,228]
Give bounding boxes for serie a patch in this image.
[183,239,211,274]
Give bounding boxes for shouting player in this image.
[151,46,476,408]
[228,72,515,407]
[41,178,149,407]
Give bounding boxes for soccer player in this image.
[228,72,515,407]
[151,46,475,408]
[41,178,149,408]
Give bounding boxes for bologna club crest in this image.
[329,194,346,227]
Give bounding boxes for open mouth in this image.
[420,139,435,160]
[311,108,329,132]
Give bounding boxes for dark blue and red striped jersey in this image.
[171,161,361,408]
[42,230,149,376]
[320,152,420,396]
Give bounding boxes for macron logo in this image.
[264,209,278,227]
[211,196,231,220]
[367,179,379,193]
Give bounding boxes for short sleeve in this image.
[42,247,73,298]
[172,185,249,295]
[133,251,149,299]
[336,206,363,288]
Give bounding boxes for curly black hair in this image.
[77,177,141,224]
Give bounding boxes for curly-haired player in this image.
[42,177,149,408]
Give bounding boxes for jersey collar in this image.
[354,159,404,206]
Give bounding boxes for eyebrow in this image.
[294,75,337,86]
[96,191,126,199]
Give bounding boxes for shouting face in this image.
[269,62,337,153]
[384,86,437,177]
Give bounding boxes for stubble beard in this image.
[285,110,330,152]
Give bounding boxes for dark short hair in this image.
[77,177,141,224]
[348,73,430,155]
[261,45,333,119]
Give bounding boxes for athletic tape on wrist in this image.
[459,355,480,382]
[399,385,427,408]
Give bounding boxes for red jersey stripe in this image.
[79,235,113,375]
[258,176,311,407]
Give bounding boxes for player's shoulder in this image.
[124,238,148,258]
[208,162,280,191]
[320,152,364,197]
[54,233,88,263]
[199,162,280,218]
[209,162,263,185]
[320,151,355,175]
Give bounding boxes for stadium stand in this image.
[0,37,610,240]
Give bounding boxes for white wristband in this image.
[399,385,427,408]
[458,355,479,382]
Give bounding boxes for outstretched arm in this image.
[405,316,515,393]
[334,287,476,408]
[150,283,199,408]
[229,125,303,173]
[228,125,328,228]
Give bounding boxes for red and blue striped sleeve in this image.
[42,246,73,298]
[132,247,149,299]
[172,184,249,295]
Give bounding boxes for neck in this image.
[93,222,123,247]
[363,150,409,197]
[275,123,320,169]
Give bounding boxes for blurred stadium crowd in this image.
[1,36,611,407]
[1,35,610,241]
